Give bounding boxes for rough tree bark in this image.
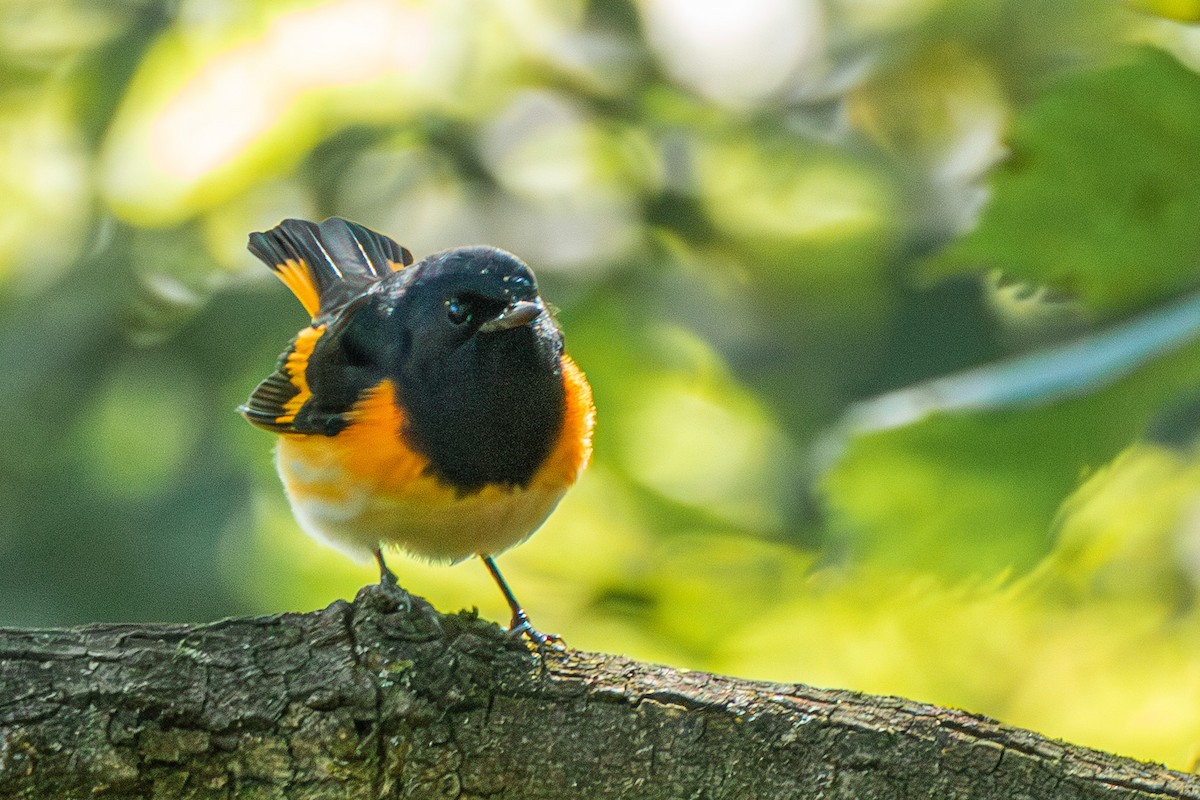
[1,584,1196,799]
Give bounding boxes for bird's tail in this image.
[247,217,413,321]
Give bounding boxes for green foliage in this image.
[825,337,1200,577]
[928,47,1200,312]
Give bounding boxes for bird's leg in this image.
[480,555,561,647]
[374,547,400,588]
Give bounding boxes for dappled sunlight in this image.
[717,570,1026,706]
[638,0,826,107]
[617,373,787,531]
[829,0,950,34]
[101,0,440,224]
[1038,443,1200,600]
[721,566,1200,768]
[1006,607,1200,769]
[0,92,90,289]
[698,141,891,244]
[848,44,1009,229]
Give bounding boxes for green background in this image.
[4,0,1200,769]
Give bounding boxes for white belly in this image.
[275,440,566,563]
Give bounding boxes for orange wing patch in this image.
[240,324,326,432]
[272,324,325,426]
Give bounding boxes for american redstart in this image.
[241,217,595,643]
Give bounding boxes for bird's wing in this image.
[240,324,330,433]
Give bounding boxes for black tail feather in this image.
[248,217,413,319]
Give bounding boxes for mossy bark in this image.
[1,584,1196,799]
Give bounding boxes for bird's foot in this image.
[507,610,564,649]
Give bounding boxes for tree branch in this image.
[1,585,1195,799]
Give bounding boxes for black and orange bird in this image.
[240,217,595,643]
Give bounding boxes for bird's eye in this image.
[446,297,471,325]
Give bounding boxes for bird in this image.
[239,216,595,644]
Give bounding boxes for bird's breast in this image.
[274,361,594,560]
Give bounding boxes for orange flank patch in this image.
[280,378,433,500]
[323,379,428,490]
[274,325,325,426]
[387,259,406,272]
[273,258,320,317]
[531,355,595,490]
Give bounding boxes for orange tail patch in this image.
[273,259,321,317]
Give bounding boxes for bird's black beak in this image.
[478,299,543,333]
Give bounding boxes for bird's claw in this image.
[508,612,564,649]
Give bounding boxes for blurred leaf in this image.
[927,46,1200,312]
[982,272,1088,350]
[718,568,1028,712]
[849,43,1008,179]
[618,372,788,528]
[1032,442,1200,603]
[828,290,1200,437]
[641,530,814,656]
[1128,0,1200,21]
[822,336,1200,577]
